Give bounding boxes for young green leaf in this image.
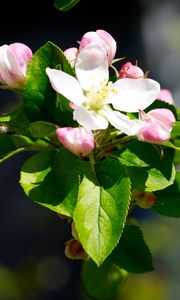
[81,259,127,300]
[162,141,180,151]
[11,135,54,151]
[0,134,24,164]
[110,224,153,273]
[0,106,30,131]
[153,171,180,217]
[54,0,80,12]
[73,159,131,266]
[28,121,57,138]
[171,121,180,139]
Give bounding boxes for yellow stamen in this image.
[85,81,117,112]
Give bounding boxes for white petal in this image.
[110,78,160,112]
[74,106,108,130]
[46,68,86,106]
[103,109,145,135]
[75,41,109,91]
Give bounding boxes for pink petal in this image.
[138,108,176,143]
[56,127,94,157]
[157,88,174,105]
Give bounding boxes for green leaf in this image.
[0,107,30,131]
[153,172,180,217]
[73,159,131,266]
[11,134,53,151]
[54,150,94,216]
[0,115,11,123]
[0,134,16,157]
[54,0,80,11]
[28,121,57,138]
[9,107,30,130]
[110,225,153,273]
[0,134,24,164]
[126,147,175,191]
[23,41,74,122]
[115,140,157,167]
[162,141,180,151]
[20,149,92,217]
[81,259,127,300]
[171,121,180,139]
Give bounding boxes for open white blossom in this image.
[46,41,160,135]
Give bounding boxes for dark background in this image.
[0,1,180,299]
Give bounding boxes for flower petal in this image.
[0,45,25,87]
[9,43,32,76]
[74,106,108,130]
[110,78,160,112]
[46,68,86,106]
[75,41,109,91]
[103,109,145,135]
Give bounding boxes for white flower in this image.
[46,41,160,135]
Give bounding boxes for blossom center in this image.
[85,81,117,112]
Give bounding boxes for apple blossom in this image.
[46,42,160,135]
[0,43,32,88]
[138,108,176,143]
[79,29,116,65]
[64,47,78,67]
[119,62,144,79]
[157,88,174,105]
[56,127,94,157]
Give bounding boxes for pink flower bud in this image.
[64,47,78,67]
[119,62,144,79]
[65,239,87,260]
[56,127,94,157]
[0,43,32,88]
[138,108,176,144]
[132,190,156,209]
[79,29,116,65]
[157,88,174,105]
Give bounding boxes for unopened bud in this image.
[56,127,94,157]
[64,47,78,67]
[138,108,176,144]
[0,43,32,88]
[119,62,144,79]
[132,190,156,209]
[79,30,116,65]
[65,239,87,260]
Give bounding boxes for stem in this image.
[89,151,100,185]
[110,64,119,78]
[97,135,135,151]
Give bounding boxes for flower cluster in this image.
[0,30,176,156]
[47,30,175,154]
[0,29,179,284]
